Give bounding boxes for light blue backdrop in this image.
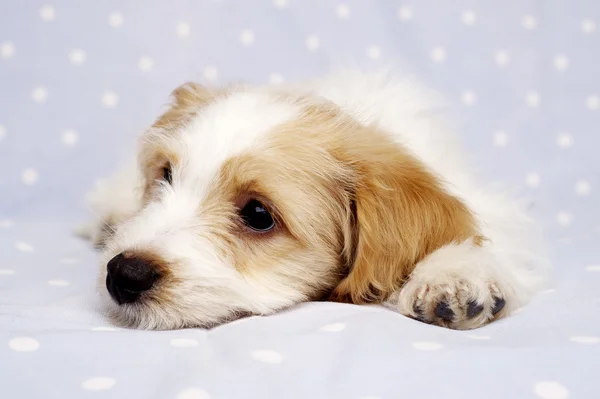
[1,1,599,399]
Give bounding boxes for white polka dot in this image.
[522,15,538,30]
[366,46,381,60]
[32,87,48,103]
[273,0,288,8]
[177,388,211,399]
[553,54,569,71]
[526,172,541,188]
[268,73,284,85]
[533,381,569,399]
[585,265,600,272]
[0,124,5,141]
[575,180,591,196]
[0,269,16,275]
[1,41,15,59]
[398,5,413,21]
[82,377,116,391]
[586,95,599,110]
[0,219,14,228]
[306,35,320,51]
[461,90,477,106]
[69,49,85,66]
[557,211,572,226]
[251,349,283,363]
[102,92,119,108]
[320,322,346,332]
[9,337,40,352]
[176,22,190,37]
[48,279,70,287]
[466,335,490,340]
[16,241,34,252]
[39,5,55,21]
[138,56,154,72]
[430,46,446,63]
[203,66,218,82]
[170,338,199,348]
[493,131,508,147]
[569,336,599,344]
[240,29,255,46]
[59,257,80,264]
[21,168,38,185]
[61,129,78,146]
[92,326,119,332]
[412,341,443,351]
[494,50,510,67]
[557,132,573,149]
[461,10,476,25]
[336,4,350,19]
[108,12,124,28]
[581,19,596,34]
[526,91,540,108]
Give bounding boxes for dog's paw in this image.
[383,239,516,330]
[392,276,508,329]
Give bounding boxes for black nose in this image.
[106,252,157,305]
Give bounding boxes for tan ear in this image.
[152,82,215,130]
[330,128,482,304]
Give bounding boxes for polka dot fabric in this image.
[1,1,599,399]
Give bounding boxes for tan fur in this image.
[152,82,216,130]
[259,100,482,305]
[330,136,482,304]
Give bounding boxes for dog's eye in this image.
[240,199,275,232]
[162,165,172,185]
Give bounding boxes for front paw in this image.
[390,276,509,330]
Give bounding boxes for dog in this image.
[80,69,550,330]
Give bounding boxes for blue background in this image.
[1,1,599,398]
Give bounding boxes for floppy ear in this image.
[152,82,215,130]
[330,128,482,304]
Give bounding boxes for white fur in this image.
[84,68,550,329]
[92,91,305,329]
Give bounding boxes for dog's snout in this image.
[106,252,158,305]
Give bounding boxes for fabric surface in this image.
[1,1,599,398]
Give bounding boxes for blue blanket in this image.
[1,1,599,398]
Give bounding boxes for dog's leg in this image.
[76,160,143,248]
[384,237,520,330]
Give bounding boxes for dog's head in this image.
[99,82,478,329]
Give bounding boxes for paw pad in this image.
[402,283,509,329]
[434,301,454,322]
[466,301,484,319]
[492,297,505,315]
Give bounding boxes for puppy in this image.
[81,69,550,330]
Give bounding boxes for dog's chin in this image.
[101,297,245,330]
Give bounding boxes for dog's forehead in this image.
[178,90,300,168]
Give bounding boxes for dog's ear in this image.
[331,128,482,304]
[152,82,215,130]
